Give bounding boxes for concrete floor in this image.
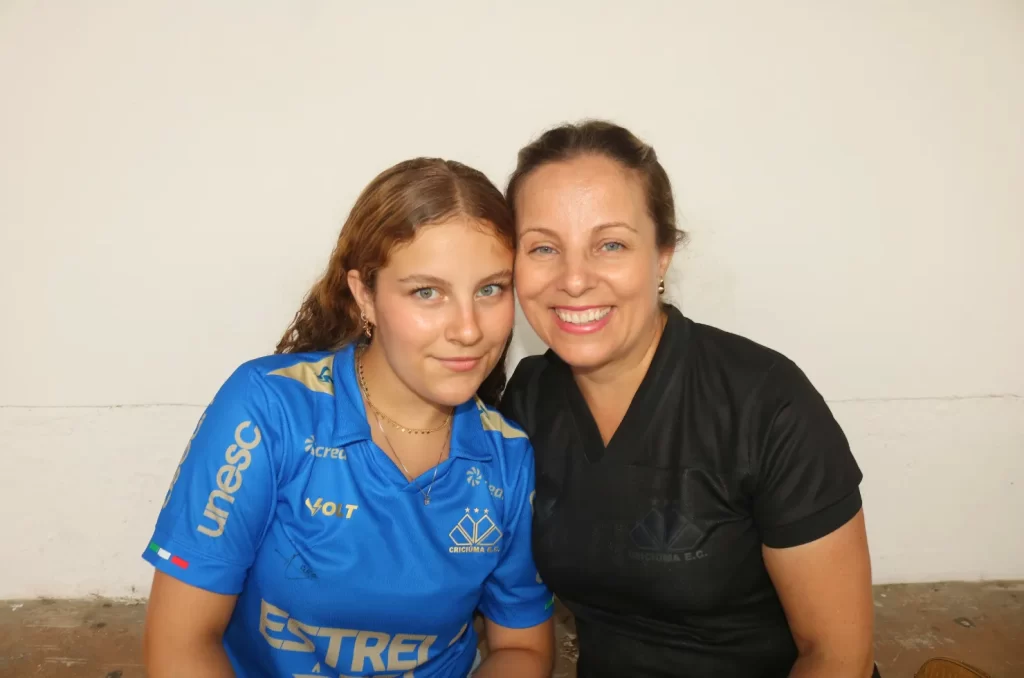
[0,582,1020,677]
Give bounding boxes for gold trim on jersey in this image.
[474,397,527,439]
[268,355,335,395]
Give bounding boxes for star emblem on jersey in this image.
[465,467,483,486]
[448,508,502,554]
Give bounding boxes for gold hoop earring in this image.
[360,311,373,339]
[658,278,665,295]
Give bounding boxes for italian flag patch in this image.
[149,542,189,569]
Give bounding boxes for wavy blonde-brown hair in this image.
[276,157,515,405]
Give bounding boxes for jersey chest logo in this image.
[464,466,504,500]
[448,508,502,554]
[304,497,359,520]
[628,502,710,564]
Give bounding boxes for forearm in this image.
[145,640,234,678]
[789,649,874,678]
[472,647,552,678]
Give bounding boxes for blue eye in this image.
[414,288,439,300]
[478,284,504,298]
[602,241,625,252]
[529,245,556,255]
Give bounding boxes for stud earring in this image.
[360,311,373,339]
[658,278,665,295]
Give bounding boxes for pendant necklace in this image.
[372,410,449,505]
[357,349,452,505]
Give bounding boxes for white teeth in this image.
[554,307,611,324]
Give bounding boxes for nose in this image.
[558,250,595,298]
[445,299,484,346]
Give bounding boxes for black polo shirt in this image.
[499,304,865,678]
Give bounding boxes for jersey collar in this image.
[330,343,493,462]
[544,303,690,464]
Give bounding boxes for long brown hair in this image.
[276,157,515,405]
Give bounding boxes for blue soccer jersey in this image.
[143,343,554,677]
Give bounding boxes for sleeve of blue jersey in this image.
[477,438,555,629]
[141,362,279,596]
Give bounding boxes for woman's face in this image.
[513,154,672,373]
[353,218,515,407]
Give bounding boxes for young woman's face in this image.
[359,218,515,406]
[513,154,672,373]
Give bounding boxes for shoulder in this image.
[470,396,535,488]
[220,351,339,409]
[499,352,562,433]
[473,396,529,451]
[684,320,817,407]
[234,351,336,395]
[691,323,825,406]
[507,353,556,389]
[208,351,338,439]
[685,325,845,457]
[688,320,785,376]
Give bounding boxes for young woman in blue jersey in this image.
[142,158,555,677]
[499,121,879,678]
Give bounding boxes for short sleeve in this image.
[478,446,554,628]
[752,359,864,549]
[142,364,279,595]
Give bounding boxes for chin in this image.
[547,341,616,371]
[426,380,483,408]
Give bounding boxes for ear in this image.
[346,270,376,326]
[657,245,675,281]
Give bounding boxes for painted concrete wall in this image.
[1,1,1021,598]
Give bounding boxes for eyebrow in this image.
[595,221,638,234]
[518,226,558,239]
[398,269,513,287]
[518,222,637,240]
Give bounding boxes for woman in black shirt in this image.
[498,120,879,678]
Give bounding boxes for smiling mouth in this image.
[553,307,613,325]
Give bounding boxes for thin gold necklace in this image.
[372,409,449,506]
[356,350,452,435]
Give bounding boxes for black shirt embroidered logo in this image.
[628,502,708,563]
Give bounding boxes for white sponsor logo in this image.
[465,466,503,500]
[197,421,260,537]
[304,436,346,460]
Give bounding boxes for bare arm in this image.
[762,509,875,678]
[473,617,555,678]
[143,571,238,678]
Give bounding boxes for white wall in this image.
[1,1,1021,599]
